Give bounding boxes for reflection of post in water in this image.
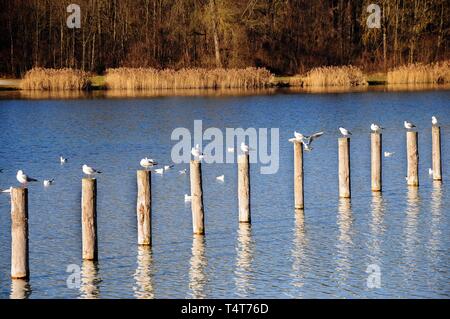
[10,279,32,299]
[335,198,353,285]
[133,246,155,299]
[403,186,420,278]
[235,223,254,297]
[291,209,307,293]
[429,181,443,261]
[368,193,385,267]
[79,260,101,299]
[188,235,207,299]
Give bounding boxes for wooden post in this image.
[82,178,98,260]
[338,137,351,198]
[432,126,442,181]
[294,141,304,209]
[190,160,205,235]
[407,131,419,186]
[371,133,382,192]
[11,188,29,279]
[238,154,251,223]
[137,170,152,245]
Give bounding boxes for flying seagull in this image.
[339,127,352,137]
[82,164,101,176]
[289,131,324,151]
[404,121,416,130]
[16,170,38,184]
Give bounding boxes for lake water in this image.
[0,88,449,299]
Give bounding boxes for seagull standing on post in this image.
[404,121,416,130]
[82,164,102,177]
[16,170,38,185]
[432,116,438,126]
[191,144,204,160]
[370,123,383,133]
[339,127,352,137]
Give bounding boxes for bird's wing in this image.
[310,131,324,141]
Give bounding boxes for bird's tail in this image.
[97,171,102,174]
[29,178,38,182]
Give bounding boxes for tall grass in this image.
[21,68,91,90]
[104,67,273,90]
[387,61,450,84]
[303,65,367,87]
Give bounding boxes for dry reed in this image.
[104,67,273,90]
[387,61,450,84]
[21,68,91,90]
[302,65,367,87]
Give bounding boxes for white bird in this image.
[371,123,383,132]
[384,151,395,157]
[164,165,174,171]
[179,169,187,175]
[339,127,352,137]
[43,179,54,187]
[1,187,12,194]
[140,157,157,169]
[82,164,101,176]
[154,168,164,174]
[290,131,324,151]
[432,116,438,126]
[227,147,235,153]
[429,168,434,176]
[404,121,416,130]
[240,142,254,154]
[191,144,204,160]
[16,170,38,184]
[184,194,192,202]
[216,175,224,182]
[60,156,67,164]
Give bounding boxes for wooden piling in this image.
[11,188,29,279]
[338,137,351,198]
[190,160,205,235]
[371,133,382,192]
[432,126,442,181]
[406,131,419,186]
[82,178,98,260]
[238,154,251,223]
[293,141,304,209]
[137,170,152,245]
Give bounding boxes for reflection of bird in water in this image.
[80,260,101,299]
[188,235,207,299]
[10,279,32,299]
[235,223,255,297]
[133,246,155,299]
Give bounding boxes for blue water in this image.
[0,89,449,298]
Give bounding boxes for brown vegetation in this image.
[302,66,367,87]
[20,68,91,90]
[387,61,450,84]
[104,67,273,90]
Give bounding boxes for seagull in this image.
[140,157,157,169]
[384,151,395,157]
[16,170,38,184]
[227,147,235,153]
[240,142,255,154]
[432,116,438,126]
[43,179,54,187]
[290,131,324,151]
[371,124,383,132]
[216,175,224,182]
[184,194,192,202]
[164,165,174,171]
[429,168,433,176]
[154,168,164,174]
[60,156,68,164]
[1,187,12,194]
[339,127,352,137]
[82,164,101,176]
[191,144,204,160]
[179,169,187,175]
[404,121,416,130]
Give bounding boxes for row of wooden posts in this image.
[8,126,442,280]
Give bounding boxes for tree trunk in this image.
[209,0,222,68]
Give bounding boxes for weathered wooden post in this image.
[238,154,251,223]
[293,141,304,209]
[406,131,419,186]
[338,137,351,198]
[82,178,98,260]
[190,160,205,235]
[371,133,382,192]
[137,170,151,245]
[11,188,29,279]
[432,126,442,181]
